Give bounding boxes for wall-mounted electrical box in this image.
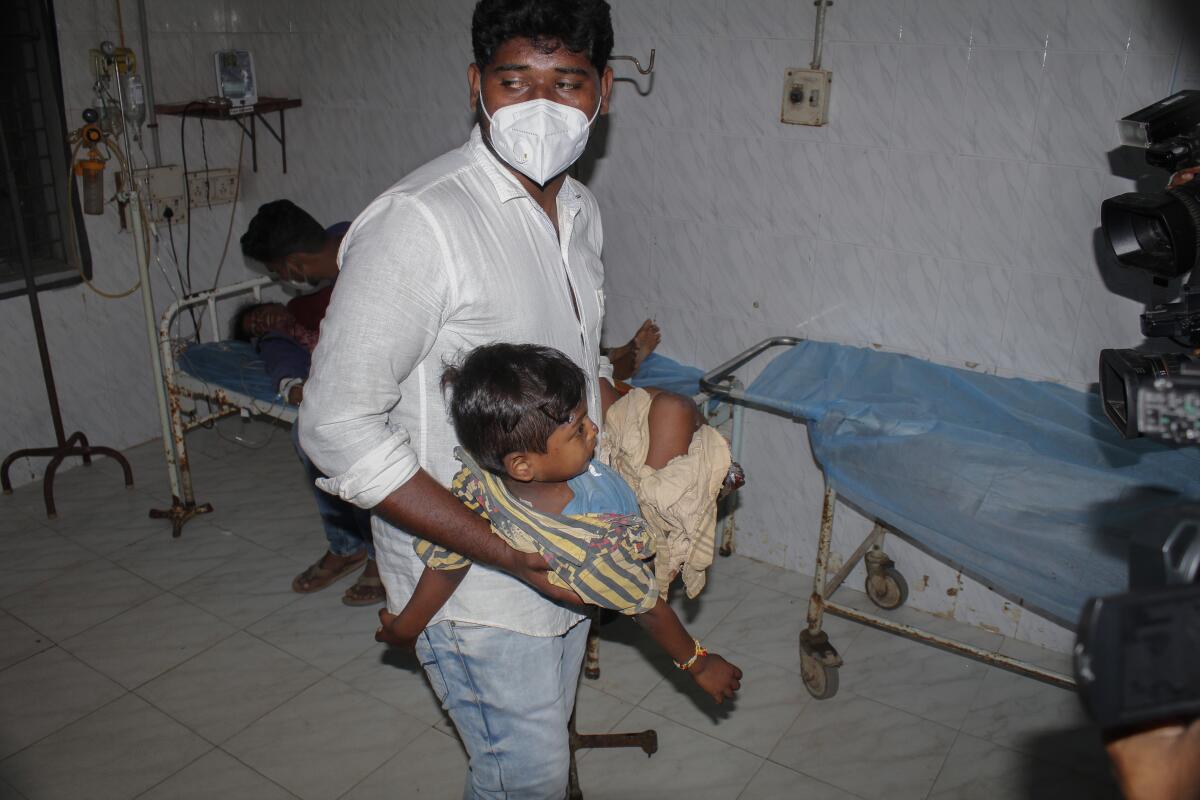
[781,68,832,127]
[186,167,239,208]
[127,164,187,224]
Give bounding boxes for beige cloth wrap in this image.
[602,388,732,600]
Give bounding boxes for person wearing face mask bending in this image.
[297,1,636,795]
[239,202,385,607]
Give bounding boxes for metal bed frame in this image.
[154,275,292,536]
[700,336,1076,700]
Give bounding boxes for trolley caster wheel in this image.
[866,567,909,610]
[800,650,839,699]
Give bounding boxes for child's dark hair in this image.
[471,0,613,74]
[231,301,263,342]
[442,343,586,473]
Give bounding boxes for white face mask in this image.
[480,94,600,186]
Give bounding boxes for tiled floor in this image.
[0,419,1118,799]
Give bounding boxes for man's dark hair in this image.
[240,200,326,265]
[231,301,263,342]
[442,343,586,473]
[471,0,613,74]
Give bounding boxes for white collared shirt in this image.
[299,126,607,636]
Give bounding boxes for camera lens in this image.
[1102,184,1200,279]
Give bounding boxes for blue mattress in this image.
[744,340,1200,626]
[178,341,295,409]
[629,352,705,396]
[178,344,709,416]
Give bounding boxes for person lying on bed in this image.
[233,301,316,405]
[375,343,742,704]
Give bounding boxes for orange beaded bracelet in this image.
[673,638,708,671]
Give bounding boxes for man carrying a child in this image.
[300,1,739,796]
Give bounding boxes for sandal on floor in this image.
[342,573,386,607]
[291,551,368,594]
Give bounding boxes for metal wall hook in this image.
[610,49,655,75]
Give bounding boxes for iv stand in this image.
[0,113,134,515]
[110,53,212,535]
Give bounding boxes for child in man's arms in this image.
[375,343,742,704]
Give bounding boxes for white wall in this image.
[5,0,1187,651]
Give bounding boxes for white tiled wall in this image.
[5,0,1190,651]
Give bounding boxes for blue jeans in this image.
[416,619,589,799]
[291,424,374,559]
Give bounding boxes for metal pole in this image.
[0,116,68,448]
[135,0,161,165]
[810,0,832,71]
[807,484,838,634]
[113,65,183,503]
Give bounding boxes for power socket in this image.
[157,195,187,226]
[186,168,239,208]
[781,68,832,127]
[124,165,186,224]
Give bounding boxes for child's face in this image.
[244,303,293,338]
[518,398,597,483]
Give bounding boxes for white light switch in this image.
[781,68,832,127]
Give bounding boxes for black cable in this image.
[180,102,197,308]
[199,113,211,208]
[166,215,201,342]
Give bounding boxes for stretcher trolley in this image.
[701,337,1200,699]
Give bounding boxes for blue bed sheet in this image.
[178,341,294,409]
[745,339,1200,626]
[179,345,709,417]
[629,352,705,396]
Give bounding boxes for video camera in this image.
[1099,90,1200,442]
[1074,508,1200,734]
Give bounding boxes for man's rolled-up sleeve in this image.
[297,195,450,509]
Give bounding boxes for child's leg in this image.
[642,388,744,495]
[643,389,703,469]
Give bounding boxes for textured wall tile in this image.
[872,251,943,356]
[725,0,807,39]
[711,37,778,138]
[1063,0,1137,52]
[806,240,879,345]
[935,260,1013,367]
[652,129,718,226]
[890,46,967,154]
[821,145,891,248]
[975,0,1067,49]
[884,151,959,258]
[824,0,909,43]
[1032,51,1125,170]
[952,157,1030,267]
[998,272,1085,381]
[1019,164,1109,280]
[962,48,1044,161]
[825,42,899,148]
[906,0,979,45]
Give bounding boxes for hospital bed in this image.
[701,336,1200,699]
[155,276,293,535]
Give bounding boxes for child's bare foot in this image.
[607,320,662,381]
[630,319,661,373]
